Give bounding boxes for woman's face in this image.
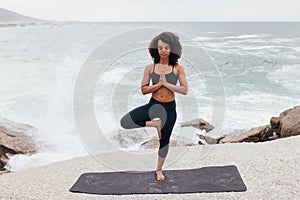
[157,40,170,59]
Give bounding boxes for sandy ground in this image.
[0,135,299,200]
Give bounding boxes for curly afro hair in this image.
[148,32,182,66]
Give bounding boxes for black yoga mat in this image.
[69,165,247,195]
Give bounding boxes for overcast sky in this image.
[1,0,300,22]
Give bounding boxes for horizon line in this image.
[53,20,300,23]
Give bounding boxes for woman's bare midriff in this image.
[152,86,175,102]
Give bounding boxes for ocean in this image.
[1,22,300,171]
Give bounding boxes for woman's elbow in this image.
[182,87,188,95]
[141,84,151,95]
[141,88,147,95]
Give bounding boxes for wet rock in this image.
[0,116,37,173]
[270,106,300,138]
[198,134,225,144]
[197,105,300,145]
[114,129,146,148]
[180,118,214,132]
[218,125,277,143]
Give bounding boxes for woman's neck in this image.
[159,58,169,65]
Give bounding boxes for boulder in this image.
[197,125,279,145]
[197,105,300,145]
[218,125,277,143]
[180,118,214,132]
[0,116,37,173]
[270,106,300,138]
[114,129,146,148]
[197,134,224,144]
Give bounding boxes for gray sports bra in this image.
[151,63,178,85]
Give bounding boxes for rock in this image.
[198,140,204,145]
[270,106,300,138]
[196,106,300,145]
[114,129,149,148]
[270,117,281,134]
[180,118,214,132]
[270,117,280,129]
[197,134,224,144]
[198,125,278,145]
[218,125,277,143]
[0,116,37,172]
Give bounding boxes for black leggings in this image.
[120,97,177,158]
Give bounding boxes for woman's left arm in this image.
[161,64,188,95]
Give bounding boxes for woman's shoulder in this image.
[175,63,185,73]
[146,63,154,68]
[176,63,183,68]
[144,63,154,73]
[147,63,156,68]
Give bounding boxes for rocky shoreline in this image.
[1,105,299,174]
[0,117,37,174]
[192,105,300,145]
[131,105,300,148]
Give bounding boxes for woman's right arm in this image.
[141,65,162,95]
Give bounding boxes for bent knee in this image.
[120,116,129,129]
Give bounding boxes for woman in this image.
[120,32,188,181]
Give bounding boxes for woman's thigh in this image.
[120,103,151,128]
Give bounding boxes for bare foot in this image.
[152,119,162,140]
[156,170,165,181]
